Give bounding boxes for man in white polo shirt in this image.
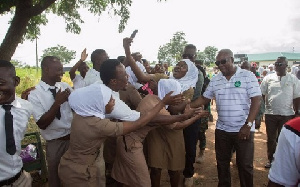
[191,49,261,187]
[28,56,72,187]
[260,56,300,168]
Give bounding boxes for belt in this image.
[0,169,22,186]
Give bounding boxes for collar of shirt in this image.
[39,80,62,91]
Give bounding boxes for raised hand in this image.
[81,48,88,61]
[123,37,133,49]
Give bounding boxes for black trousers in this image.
[215,129,254,187]
[183,119,201,178]
[265,114,294,161]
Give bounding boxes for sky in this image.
[1,0,300,66]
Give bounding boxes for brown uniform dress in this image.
[146,88,194,171]
[111,95,174,187]
[58,114,123,187]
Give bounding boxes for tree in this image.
[0,0,137,61]
[204,46,218,65]
[157,31,188,65]
[40,45,76,65]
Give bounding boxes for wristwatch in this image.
[245,121,253,128]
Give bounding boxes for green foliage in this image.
[157,31,188,65]
[196,46,218,66]
[40,45,76,65]
[204,46,218,65]
[1,0,133,38]
[23,14,48,42]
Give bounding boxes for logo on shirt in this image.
[234,81,241,87]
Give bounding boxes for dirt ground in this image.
[160,103,270,187]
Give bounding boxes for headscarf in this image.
[68,83,112,119]
[158,79,181,108]
[171,59,198,92]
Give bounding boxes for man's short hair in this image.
[100,59,121,85]
[277,56,288,62]
[0,60,16,75]
[218,49,233,58]
[184,44,197,51]
[91,49,106,64]
[41,56,60,70]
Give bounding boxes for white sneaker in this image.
[184,177,193,187]
[196,150,205,163]
[196,155,204,163]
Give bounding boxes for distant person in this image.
[126,52,146,89]
[69,48,89,89]
[267,64,275,75]
[142,59,152,74]
[240,61,250,71]
[260,56,300,168]
[267,117,300,187]
[0,60,33,187]
[191,49,261,187]
[163,63,172,77]
[84,49,109,85]
[28,56,72,187]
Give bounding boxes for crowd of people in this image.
[1,37,300,187]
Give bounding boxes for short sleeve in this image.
[293,77,300,99]
[203,79,214,100]
[246,71,261,98]
[268,127,300,186]
[28,92,46,122]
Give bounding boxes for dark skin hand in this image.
[237,95,261,140]
[36,88,71,130]
[21,86,36,100]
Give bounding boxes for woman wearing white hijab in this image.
[171,58,199,93]
[111,79,208,187]
[58,83,178,187]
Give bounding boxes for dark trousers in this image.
[198,130,206,150]
[183,119,200,178]
[265,114,294,161]
[215,129,254,187]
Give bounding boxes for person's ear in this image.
[109,79,117,86]
[14,76,20,87]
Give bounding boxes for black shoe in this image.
[265,162,272,168]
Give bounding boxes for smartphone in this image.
[130,30,138,39]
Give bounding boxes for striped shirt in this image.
[203,66,261,132]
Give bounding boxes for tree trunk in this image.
[0,1,31,61]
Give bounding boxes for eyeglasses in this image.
[215,58,229,66]
[182,54,196,59]
[275,62,285,67]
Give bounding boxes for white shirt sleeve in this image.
[268,127,300,186]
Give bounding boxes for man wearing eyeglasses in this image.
[191,49,262,187]
[260,56,300,169]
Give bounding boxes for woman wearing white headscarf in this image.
[111,79,208,187]
[58,83,178,187]
[171,59,198,93]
